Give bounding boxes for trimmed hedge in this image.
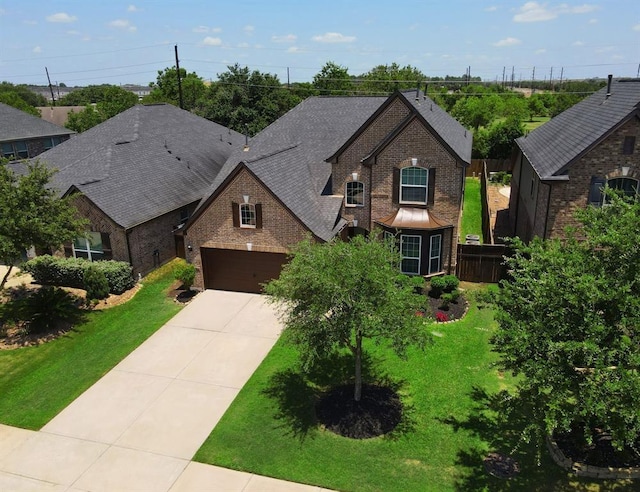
[23,255,135,294]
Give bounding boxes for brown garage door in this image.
[201,248,287,293]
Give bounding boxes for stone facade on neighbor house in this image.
[185,91,472,292]
[509,79,640,243]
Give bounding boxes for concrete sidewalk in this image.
[0,290,329,491]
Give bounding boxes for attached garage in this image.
[200,247,287,293]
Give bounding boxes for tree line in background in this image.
[1,62,605,158]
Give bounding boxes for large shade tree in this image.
[492,191,640,450]
[264,235,429,402]
[0,160,87,289]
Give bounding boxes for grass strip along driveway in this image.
[194,291,635,492]
[0,262,182,430]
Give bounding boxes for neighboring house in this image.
[38,106,85,127]
[185,90,472,293]
[509,77,640,242]
[35,103,244,276]
[0,102,73,160]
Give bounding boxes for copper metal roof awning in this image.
[374,207,452,230]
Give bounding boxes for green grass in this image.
[524,116,550,132]
[195,290,635,491]
[0,261,182,429]
[461,177,483,242]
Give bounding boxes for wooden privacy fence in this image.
[466,158,513,178]
[456,243,509,283]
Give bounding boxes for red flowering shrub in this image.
[435,311,449,322]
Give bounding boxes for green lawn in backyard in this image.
[524,116,550,132]
[195,288,635,492]
[461,177,483,242]
[0,261,182,430]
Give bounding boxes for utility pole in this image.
[45,67,55,106]
[531,66,536,94]
[174,44,184,110]
[502,66,506,88]
[550,67,554,91]
[559,67,564,88]
[287,67,290,89]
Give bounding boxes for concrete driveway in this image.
[0,290,329,491]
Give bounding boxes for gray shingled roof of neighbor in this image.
[516,79,640,179]
[195,91,471,241]
[36,103,244,229]
[0,102,74,142]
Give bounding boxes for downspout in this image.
[448,226,454,274]
[125,229,134,275]
[513,153,524,235]
[542,182,552,240]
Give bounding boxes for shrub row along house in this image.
[509,77,640,241]
[20,90,471,292]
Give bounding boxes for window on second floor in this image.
[1,141,28,159]
[43,136,63,151]
[400,167,428,204]
[345,181,364,207]
[232,201,263,229]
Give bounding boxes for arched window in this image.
[607,177,638,199]
[400,166,428,204]
[345,181,364,207]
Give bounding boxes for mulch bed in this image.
[554,428,640,468]
[315,383,403,439]
[421,293,468,322]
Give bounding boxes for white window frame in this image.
[400,166,428,205]
[345,181,365,207]
[400,234,421,275]
[429,234,442,275]
[239,203,257,228]
[72,232,104,261]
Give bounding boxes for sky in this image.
[1,0,638,88]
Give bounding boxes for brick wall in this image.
[185,167,311,289]
[545,118,640,239]
[332,98,464,271]
[27,135,72,158]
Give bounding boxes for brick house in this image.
[36,103,244,276]
[185,91,472,292]
[509,78,640,242]
[0,102,73,160]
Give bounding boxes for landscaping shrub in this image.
[174,260,196,290]
[441,275,460,294]
[429,276,446,298]
[23,255,134,294]
[14,287,84,334]
[83,265,109,301]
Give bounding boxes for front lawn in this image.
[0,261,182,429]
[195,290,635,491]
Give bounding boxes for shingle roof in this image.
[516,79,640,179]
[195,96,386,240]
[193,93,470,241]
[0,102,74,142]
[36,104,244,229]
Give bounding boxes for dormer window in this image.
[400,166,428,204]
[345,181,364,207]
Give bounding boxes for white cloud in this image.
[485,6,498,12]
[271,34,297,43]
[237,42,250,48]
[46,12,77,23]
[243,25,254,34]
[33,46,42,53]
[127,5,140,12]
[193,26,209,33]
[588,18,598,24]
[535,48,547,54]
[67,30,80,35]
[312,32,356,43]
[633,23,640,31]
[493,37,521,47]
[0,8,5,15]
[202,36,222,46]
[108,19,137,32]
[24,20,37,25]
[513,2,597,22]
[287,46,304,53]
[572,40,585,46]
